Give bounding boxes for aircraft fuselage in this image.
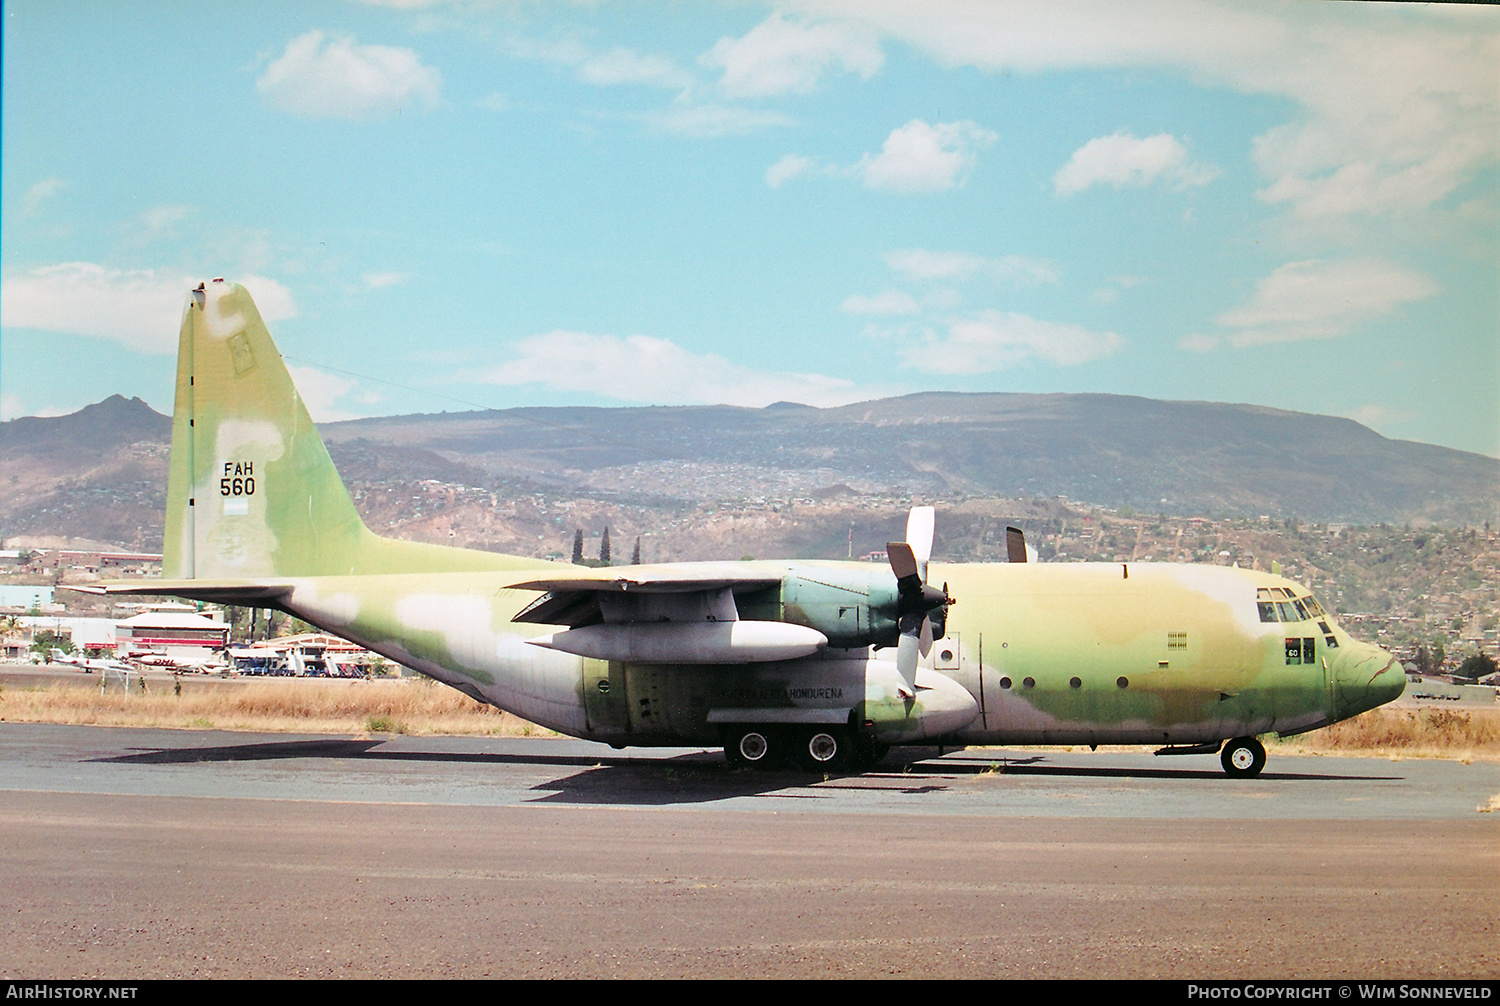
[279,556,1403,757]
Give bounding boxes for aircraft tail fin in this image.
[163,280,370,580]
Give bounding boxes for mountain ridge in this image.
[3,391,1496,555]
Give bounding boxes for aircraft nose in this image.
[1333,640,1405,718]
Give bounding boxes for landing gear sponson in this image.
[721,724,888,772]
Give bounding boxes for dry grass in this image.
[0,676,554,738]
[3,676,1495,762]
[1269,705,1500,762]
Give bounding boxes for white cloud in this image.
[885,249,1057,286]
[124,204,196,247]
[858,120,996,192]
[257,30,441,120]
[474,330,878,408]
[237,276,297,325]
[1344,404,1415,434]
[1054,131,1218,196]
[902,310,1125,373]
[362,271,406,289]
[841,291,921,315]
[766,153,816,188]
[505,35,692,91]
[578,47,693,89]
[1,263,295,354]
[1092,274,1149,304]
[1212,258,1439,346]
[21,178,67,217]
[798,1,1495,222]
[643,103,794,137]
[287,365,381,423]
[704,11,883,98]
[1177,332,1220,353]
[768,123,1001,193]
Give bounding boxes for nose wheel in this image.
[1220,736,1266,777]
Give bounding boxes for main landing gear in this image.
[722,725,888,772]
[1220,736,1267,777]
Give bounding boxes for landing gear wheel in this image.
[1220,736,1266,777]
[798,727,849,771]
[724,727,776,769]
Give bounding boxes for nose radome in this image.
[1335,640,1405,717]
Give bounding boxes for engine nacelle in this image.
[528,620,828,664]
[736,565,901,649]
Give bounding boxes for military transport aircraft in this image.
[87,280,1406,776]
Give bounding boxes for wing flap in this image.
[505,561,780,595]
[508,563,783,628]
[513,590,603,626]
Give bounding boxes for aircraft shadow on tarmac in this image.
[88,737,1402,805]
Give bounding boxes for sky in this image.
[3,1,1497,459]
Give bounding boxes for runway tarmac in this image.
[1,723,1496,979]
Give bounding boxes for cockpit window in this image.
[1258,586,1330,624]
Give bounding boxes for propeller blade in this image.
[1006,525,1028,563]
[895,628,919,698]
[887,506,953,687]
[886,541,918,582]
[907,506,934,580]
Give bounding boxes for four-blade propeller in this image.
[886,506,954,698]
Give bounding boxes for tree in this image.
[1454,652,1497,683]
[571,528,584,565]
[1414,642,1446,675]
[631,537,641,565]
[30,629,73,658]
[599,526,611,565]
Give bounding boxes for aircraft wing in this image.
[507,563,782,628]
[505,561,781,595]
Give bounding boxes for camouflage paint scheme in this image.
[100,281,1404,772]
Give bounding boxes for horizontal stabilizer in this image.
[67,580,296,606]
